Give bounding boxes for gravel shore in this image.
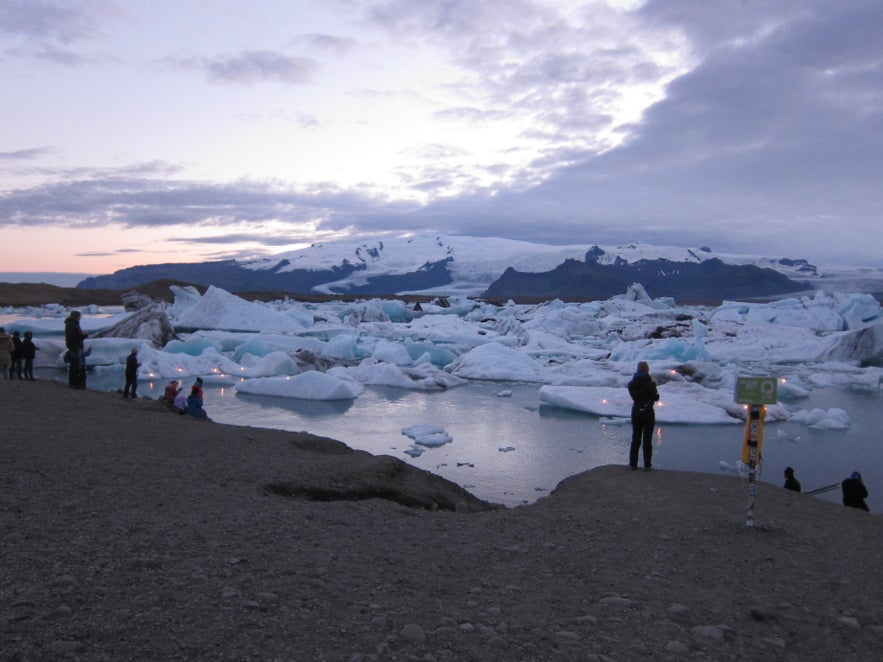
[2,379,881,661]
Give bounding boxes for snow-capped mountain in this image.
[77,234,882,301]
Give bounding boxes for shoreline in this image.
[2,379,882,660]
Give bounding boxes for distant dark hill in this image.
[483,256,805,303]
[0,279,203,307]
[77,258,454,296]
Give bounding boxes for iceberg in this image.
[235,370,364,400]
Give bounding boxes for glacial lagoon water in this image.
[70,369,880,513]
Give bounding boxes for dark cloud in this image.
[303,33,358,55]
[0,0,100,43]
[0,175,418,235]
[0,0,124,64]
[0,147,53,160]
[167,233,307,247]
[201,50,319,86]
[364,0,881,264]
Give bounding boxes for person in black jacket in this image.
[10,331,23,379]
[627,361,659,470]
[21,331,38,381]
[123,347,141,399]
[64,311,89,389]
[842,471,869,511]
[783,466,802,492]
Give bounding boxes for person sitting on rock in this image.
[186,385,208,419]
[842,472,869,511]
[783,467,801,492]
[163,380,181,404]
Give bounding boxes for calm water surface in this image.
[52,368,881,512]
[193,377,881,512]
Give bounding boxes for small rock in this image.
[54,574,77,586]
[692,625,725,640]
[750,607,776,622]
[47,640,84,655]
[665,640,690,655]
[400,623,426,644]
[575,615,598,625]
[487,635,508,648]
[668,604,690,616]
[838,616,861,629]
[53,604,73,618]
[126,557,159,571]
[553,630,580,643]
[600,596,633,608]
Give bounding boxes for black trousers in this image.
[68,350,85,388]
[630,408,655,468]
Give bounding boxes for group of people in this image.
[628,360,871,512]
[782,467,869,511]
[63,310,209,419]
[0,327,39,380]
[161,376,207,419]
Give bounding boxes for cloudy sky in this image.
[1,0,881,275]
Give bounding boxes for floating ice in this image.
[789,407,851,430]
[235,371,364,400]
[402,423,453,448]
[448,342,543,382]
[7,282,883,426]
[538,384,742,424]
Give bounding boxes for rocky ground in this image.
[1,379,881,661]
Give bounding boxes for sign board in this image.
[734,377,778,405]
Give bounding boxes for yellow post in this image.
[742,404,766,527]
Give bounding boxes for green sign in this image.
[735,377,778,404]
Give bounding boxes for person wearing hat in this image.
[783,467,801,492]
[841,471,869,511]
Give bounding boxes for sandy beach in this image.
[2,379,881,661]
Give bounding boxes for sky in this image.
[1,0,881,276]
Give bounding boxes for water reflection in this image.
[234,391,353,417]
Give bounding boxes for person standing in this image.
[21,331,38,380]
[628,360,659,471]
[0,327,12,379]
[841,471,869,511]
[783,467,802,492]
[123,347,141,398]
[10,331,23,379]
[64,311,89,389]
